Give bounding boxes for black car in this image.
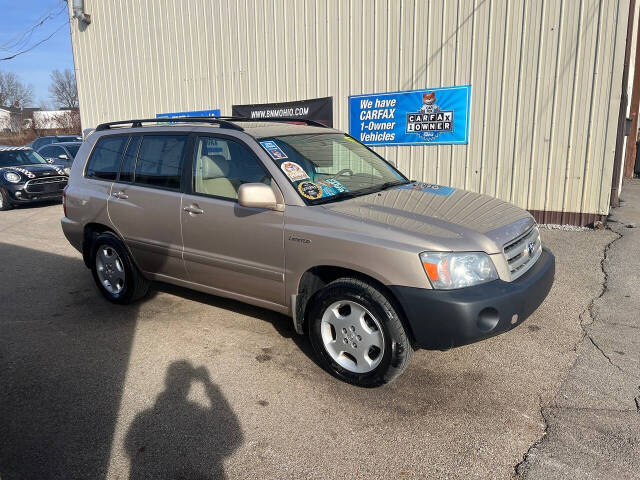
[37,141,82,168]
[30,135,82,151]
[0,146,68,211]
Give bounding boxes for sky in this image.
[0,0,74,107]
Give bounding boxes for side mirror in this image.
[58,154,69,160]
[238,183,284,211]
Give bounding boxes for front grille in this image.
[503,226,542,281]
[24,176,67,193]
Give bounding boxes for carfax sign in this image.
[348,85,471,146]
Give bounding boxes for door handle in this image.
[112,191,128,199]
[183,205,204,215]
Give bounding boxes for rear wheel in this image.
[307,277,413,387]
[0,189,13,211]
[90,233,150,304]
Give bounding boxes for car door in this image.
[181,134,285,306]
[108,133,188,280]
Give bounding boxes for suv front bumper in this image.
[390,248,555,350]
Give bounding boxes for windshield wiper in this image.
[377,180,411,191]
[313,180,410,205]
[313,190,356,205]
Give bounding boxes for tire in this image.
[0,189,13,211]
[90,232,150,304]
[307,277,413,387]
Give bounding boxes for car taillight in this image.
[62,185,68,217]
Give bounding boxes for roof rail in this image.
[94,117,244,132]
[215,116,329,128]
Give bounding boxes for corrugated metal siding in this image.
[69,0,630,219]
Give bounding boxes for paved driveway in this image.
[0,203,615,479]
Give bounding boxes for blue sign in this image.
[348,86,471,146]
[156,109,221,119]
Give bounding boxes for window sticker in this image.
[260,140,288,160]
[280,161,310,182]
[396,182,455,197]
[297,181,323,200]
[317,179,347,196]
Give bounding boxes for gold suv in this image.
[62,117,554,387]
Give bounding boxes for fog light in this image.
[15,191,22,197]
[511,314,518,325]
[477,307,499,332]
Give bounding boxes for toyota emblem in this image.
[527,242,535,256]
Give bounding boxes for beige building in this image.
[68,0,635,225]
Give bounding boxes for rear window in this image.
[134,135,186,190]
[86,136,128,181]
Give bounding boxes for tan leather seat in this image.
[195,155,237,198]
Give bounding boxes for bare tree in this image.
[49,68,78,109]
[0,71,34,107]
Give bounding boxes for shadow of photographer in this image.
[125,360,243,480]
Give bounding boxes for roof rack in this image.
[214,116,329,128]
[94,115,330,132]
[94,117,245,131]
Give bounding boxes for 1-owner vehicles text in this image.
[61,117,554,387]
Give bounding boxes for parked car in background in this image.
[30,135,82,151]
[37,141,82,168]
[0,146,68,211]
[61,117,555,387]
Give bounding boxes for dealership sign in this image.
[232,97,333,127]
[348,85,471,146]
[156,109,221,118]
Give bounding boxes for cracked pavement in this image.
[517,179,640,479]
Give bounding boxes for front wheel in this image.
[307,278,413,387]
[90,232,150,304]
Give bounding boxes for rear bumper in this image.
[61,216,84,254]
[390,248,555,350]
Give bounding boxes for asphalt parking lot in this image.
[0,202,624,479]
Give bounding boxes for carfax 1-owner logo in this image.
[406,91,454,140]
[348,85,470,146]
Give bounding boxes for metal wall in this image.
[69,0,630,222]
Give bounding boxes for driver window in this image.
[193,137,270,200]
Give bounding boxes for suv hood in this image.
[321,182,535,254]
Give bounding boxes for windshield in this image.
[65,144,80,158]
[0,149,48,167]
[259,133,408,204]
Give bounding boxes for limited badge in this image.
[280,161,310,182]
[297,181,322,200]
[260,140,288,160]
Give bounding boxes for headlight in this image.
[420,251,498,289]
[64,167,71,176]
[3,171,21,183]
